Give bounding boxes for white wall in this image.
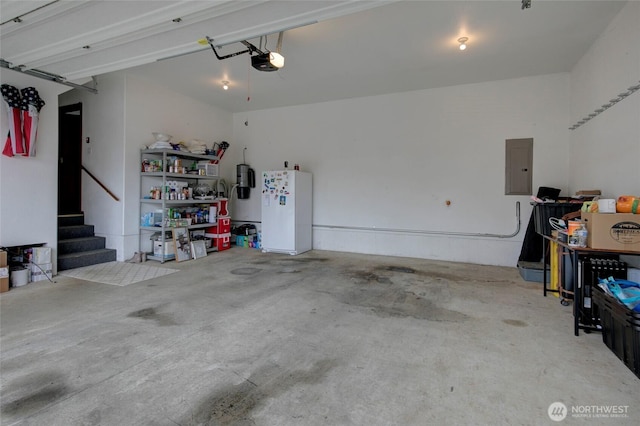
[568,0,639,197]
[0,69,68,272]
[568,0,640,268]
[60,73,233,260]
[231,73,571,266]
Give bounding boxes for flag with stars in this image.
[1,84,25,157]
[20,87,45,157]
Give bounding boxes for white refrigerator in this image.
[261,170,312,255]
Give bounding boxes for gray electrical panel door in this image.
[505,138,533,195]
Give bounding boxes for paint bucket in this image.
[567,220,581,235]
[10,267,29,287]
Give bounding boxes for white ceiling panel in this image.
[0,1,629,112]
[1,0,390,74]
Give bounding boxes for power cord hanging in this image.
[247,54,251,102]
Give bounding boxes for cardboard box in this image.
[33,247,52,264]
[0,276,8,293]
[30,263,53,282]
[576,190,601,196]
[153,240,174,258]
[581,212,640,252]
[0,250,7,267]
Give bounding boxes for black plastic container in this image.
[532,202,583,236]
[592,286,640,379]
[581,258,626,326]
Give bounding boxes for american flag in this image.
[20,87,45,157]
[1,85,45,157]
[1,84,24,157]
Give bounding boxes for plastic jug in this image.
[575,224,588,248]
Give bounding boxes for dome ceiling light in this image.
[457,37,468,51]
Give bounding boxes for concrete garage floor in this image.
[1,248,638,425]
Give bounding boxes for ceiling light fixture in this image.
[458,37,468,51]
[222,80,229,90]
[252,51,284,71]
[270,51,284,68]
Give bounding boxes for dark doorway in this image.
[58,103,82,215]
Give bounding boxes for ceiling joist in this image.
[0,0,389,83]
[3,1,252,69]
[0,59,98,93]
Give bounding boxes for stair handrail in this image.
[81,165,120,202]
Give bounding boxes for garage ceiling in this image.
[0,1,627,112]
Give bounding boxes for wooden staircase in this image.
[57,214,116,271]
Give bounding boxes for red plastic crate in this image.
[213,233,231,251]
[218,217,231,234]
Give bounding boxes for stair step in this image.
[58,224,95,240]
[58,236,106,255]
[57,215,117,272]
[58,214,85,227]
[58,249,117,271]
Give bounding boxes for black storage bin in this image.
[581,258,626,325]
[631,320,640,378]
[592,286,640,379]
[532,202,583,236]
